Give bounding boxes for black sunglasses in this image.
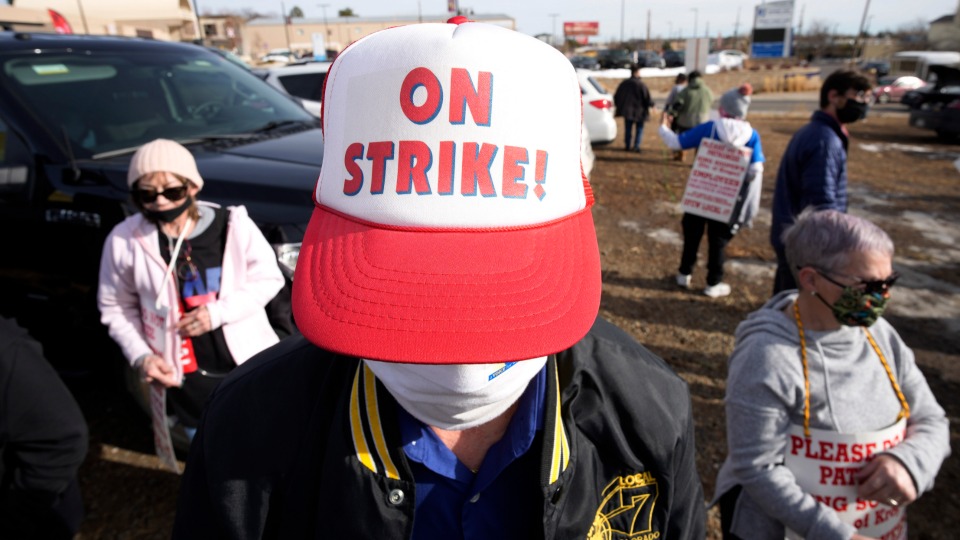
[814,268,900,295]
[134,185,188,204]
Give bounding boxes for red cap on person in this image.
[292,20,601,364]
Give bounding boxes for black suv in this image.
[906,65,960,139]
[636,50,665,69]
[0,32,324,367]
[596,49,635,69]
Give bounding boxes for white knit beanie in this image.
[718,83,753,120]
[127,139,204,190]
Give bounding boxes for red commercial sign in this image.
[563,21,599,37]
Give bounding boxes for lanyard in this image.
[155,218,193,311]
[793,301,910,437]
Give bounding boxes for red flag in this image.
[48,9,73,34]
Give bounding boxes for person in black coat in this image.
[0,317,88,539]
[614,64,654,152]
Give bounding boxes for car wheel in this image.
[877,93,890,104]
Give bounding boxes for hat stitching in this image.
[339,220,568,302]
[313,201,593,234]
[354,232,545,285]
[305,216,585,324]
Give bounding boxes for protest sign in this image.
[784,418,908,540]
[679,137,751,223]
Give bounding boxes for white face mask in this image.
[363,357,547,431]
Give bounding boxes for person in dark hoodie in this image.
[714,209,949,540]
[0,317,88,539]
[613,64,654,152]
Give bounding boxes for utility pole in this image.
[734,6,741,50]
[797,3,805,37]
[75,0,90,34]
[317,3,330,42]
[691,7,698,39]
[549,13,559,47]
[852,0,871,63]
[280,0,291,52]
[192,0,203,44]
[646,9,651,50]
[620,0,627,46]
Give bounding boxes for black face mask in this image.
[142,196,193,223]
[836,99,868,124]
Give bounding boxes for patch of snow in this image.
[618,220,643,233]
[647,228,683,245]
[727,259,776,280]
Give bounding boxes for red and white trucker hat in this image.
[292,17,601,364]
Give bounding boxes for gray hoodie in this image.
[714,291,950,539]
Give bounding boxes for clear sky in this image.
[194,0,958,42]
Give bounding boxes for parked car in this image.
[906,65,960,138]
[260,61,332,117]
[258,48,299,64]
[871,75,924,104]
[708,49,748,71]
[596,48,634,70]
[206,46,253,71]
[0,31,324,374]
[859,60,891,79]
[580,119,595,179]
[663,49,685,68]
[636,50,665,69]
[577,69,617,145]
[903,65,960,107]
[570,55,600,70]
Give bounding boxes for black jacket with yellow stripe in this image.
[173,317,706,539]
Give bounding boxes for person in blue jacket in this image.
[769,69,871,294]
[660,84,765,298]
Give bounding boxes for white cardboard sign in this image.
[141,302,181,474]
[679,137,751,223]
[150,385,181,474]
[784,418,908,540]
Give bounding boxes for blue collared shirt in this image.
[398,366,547,540]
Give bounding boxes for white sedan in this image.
[260,62,332,117]
[577,69,617,145]
[707,49,748,71]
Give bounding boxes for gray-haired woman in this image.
[714,209,949,540]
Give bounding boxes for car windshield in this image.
[0,45,314,158]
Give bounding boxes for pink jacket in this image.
[97,202,284,383]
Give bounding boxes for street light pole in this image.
[691,7,698,39]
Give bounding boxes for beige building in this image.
[13,0,199,40]
[240,13,515,60]
[929,1,960,51]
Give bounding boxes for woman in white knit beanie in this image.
[97,139,284,452]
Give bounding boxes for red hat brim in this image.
[292,204,601,364]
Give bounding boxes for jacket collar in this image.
[348,356,571,486]
[811,109,849,151]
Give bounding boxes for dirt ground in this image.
[68,112,959,539]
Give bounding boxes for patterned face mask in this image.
[816,286,889,327]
